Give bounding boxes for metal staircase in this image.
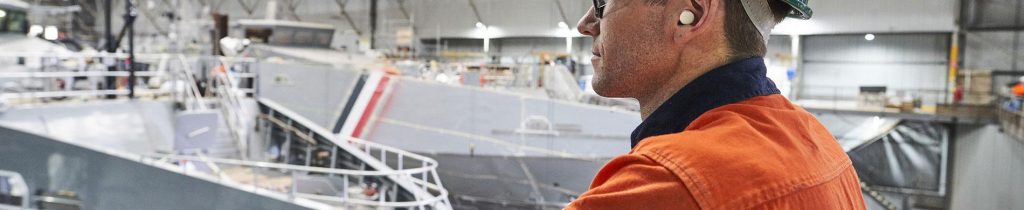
[255,98,452,209]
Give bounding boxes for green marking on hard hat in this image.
[778,0,813,20]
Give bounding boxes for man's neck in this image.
[637,56,732,120]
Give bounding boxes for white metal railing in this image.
[0,52,259,61]
[141,138,451,209]
[168,54,208,111]
[211,57,257,160]
[0,69,170,100]
[258,98,451,209]
[0,53,208,107]
[0,52,259,113]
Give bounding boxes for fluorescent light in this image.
[558,21,568,29]
[474,25,499,39]
[44,26,58,40]
[475,22,486,29]
[0,10,7,18]
[865,34,875,41]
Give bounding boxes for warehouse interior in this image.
[0,0,1023,209]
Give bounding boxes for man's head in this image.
[577,0,792,100]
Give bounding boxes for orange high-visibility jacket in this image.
[1013,83,1024,97]
[567,58,865,210]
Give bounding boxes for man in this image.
[1012,76,1024,97]
[568,0,866,209]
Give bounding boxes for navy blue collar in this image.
[630,57,780,148]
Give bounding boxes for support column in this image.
[104,0,115,98]
[369,0,378,49]
[126,0,136,99]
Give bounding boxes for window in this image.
[0,9,27,34]
[0,9,6,32]
[0,171,27,208]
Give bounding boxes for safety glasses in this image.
[592,0,607,18]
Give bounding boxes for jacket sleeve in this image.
[565,154,699,210]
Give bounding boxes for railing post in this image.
[330,146,338,175]
[305,145,312,167]
[421,170,428,193]
[284,119,292,164]
[398,153,404,170]
[342,174,349,201]
[381,148,387,166]
[290,170,297,200]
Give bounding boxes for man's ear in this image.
[683,0,706,26]
[673,0,707,43]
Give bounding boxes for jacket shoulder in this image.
[633,95,855,210]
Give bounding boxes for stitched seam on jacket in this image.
[730,156,854,210]
[638,148,711,210]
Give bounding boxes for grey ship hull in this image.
[0,128,312,210]
[255,62,638,209]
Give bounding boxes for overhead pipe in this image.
[237,0,260,16]
[136,4,168,36]
[282,0,302,21]
[467,0,484,27]
[394,0,411,20]
[554,0,571,28]
[466,0,490,53]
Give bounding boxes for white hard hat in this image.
[1019,75,1024,83]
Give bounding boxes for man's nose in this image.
[577,7,600,37]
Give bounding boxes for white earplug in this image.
[679,10,695,25]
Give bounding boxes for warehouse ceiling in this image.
[38,0,958,40]
[774,0,956,35]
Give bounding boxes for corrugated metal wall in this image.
[798,34,951,104]
[950,125,1024,209]
[767,35,793,60]
[964,31,1024,71]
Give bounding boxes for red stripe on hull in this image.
[352,76,390,138]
